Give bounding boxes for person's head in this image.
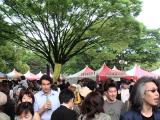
[121,80,130,89]
[62,80,65,84]
[80,91,104,119]
[81,78,97,91]
[0,91,7,111]
[68,85,77,92]
[83,79,97,91]
[59,89,75,108]
[104,81,118,102]
[0,82,10,98]
[77,80,81,85]
[40,75,53,94]
[20,76,26,80]
[130,77,159,111]
[19,89,35,104]
[130,79,136,86]
[16,102,34,120]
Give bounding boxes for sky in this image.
[136,0,160,29]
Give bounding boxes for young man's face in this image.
[105,87,117,102]
[41,79,51,94]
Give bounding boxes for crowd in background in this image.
[0,75,160,120]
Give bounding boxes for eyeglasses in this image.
[145,88,158,93]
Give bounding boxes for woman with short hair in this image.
[18,89,35,104]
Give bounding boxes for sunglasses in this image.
[145,88,158,93]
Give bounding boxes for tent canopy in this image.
[96,63,111,81]
[0,72,6,77]
[69,65,95,78]
[7,69,22,79]
[66,65,95,84]
[151,68,160,77]
[24,70,37,81]
[0,72,7,80]
[126,64,156,79]
[36,71,43,80]
[106,66,127,78]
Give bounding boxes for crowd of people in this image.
[0,75,160,120]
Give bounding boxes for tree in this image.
[62,16,142,73]
[0,42,30,73]
[0,14,16,44]
[22,51,48,73]
[118,27,160,70]
[0,0,141,80]
[0,15,30,72]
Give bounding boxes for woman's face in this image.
[22,94,33,103]
[143,82,159,106]
[19,111,33,120]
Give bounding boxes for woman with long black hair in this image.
[120,77,160,120]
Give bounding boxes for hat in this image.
[0,91,7,106]
[79,87,92,98]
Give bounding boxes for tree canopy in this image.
[0,42,30,72]
[0,14,16,44]
[122,28,160,70]
[62,26,160,73]
[0,0,142,80]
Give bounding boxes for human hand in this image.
[42,101,52,111]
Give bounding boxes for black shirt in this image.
[51,105,78,120]
[141,113,154,120]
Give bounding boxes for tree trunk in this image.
[53,63,62,82]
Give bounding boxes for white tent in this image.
[151,68,160,77]
[36,71,43,80]
[66,65,96,84]
[68,65,95,78]
[24,70,37,80]
[7,69,22,79]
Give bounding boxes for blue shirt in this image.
[34,90,60,120]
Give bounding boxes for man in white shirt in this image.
[34,75,60,120]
